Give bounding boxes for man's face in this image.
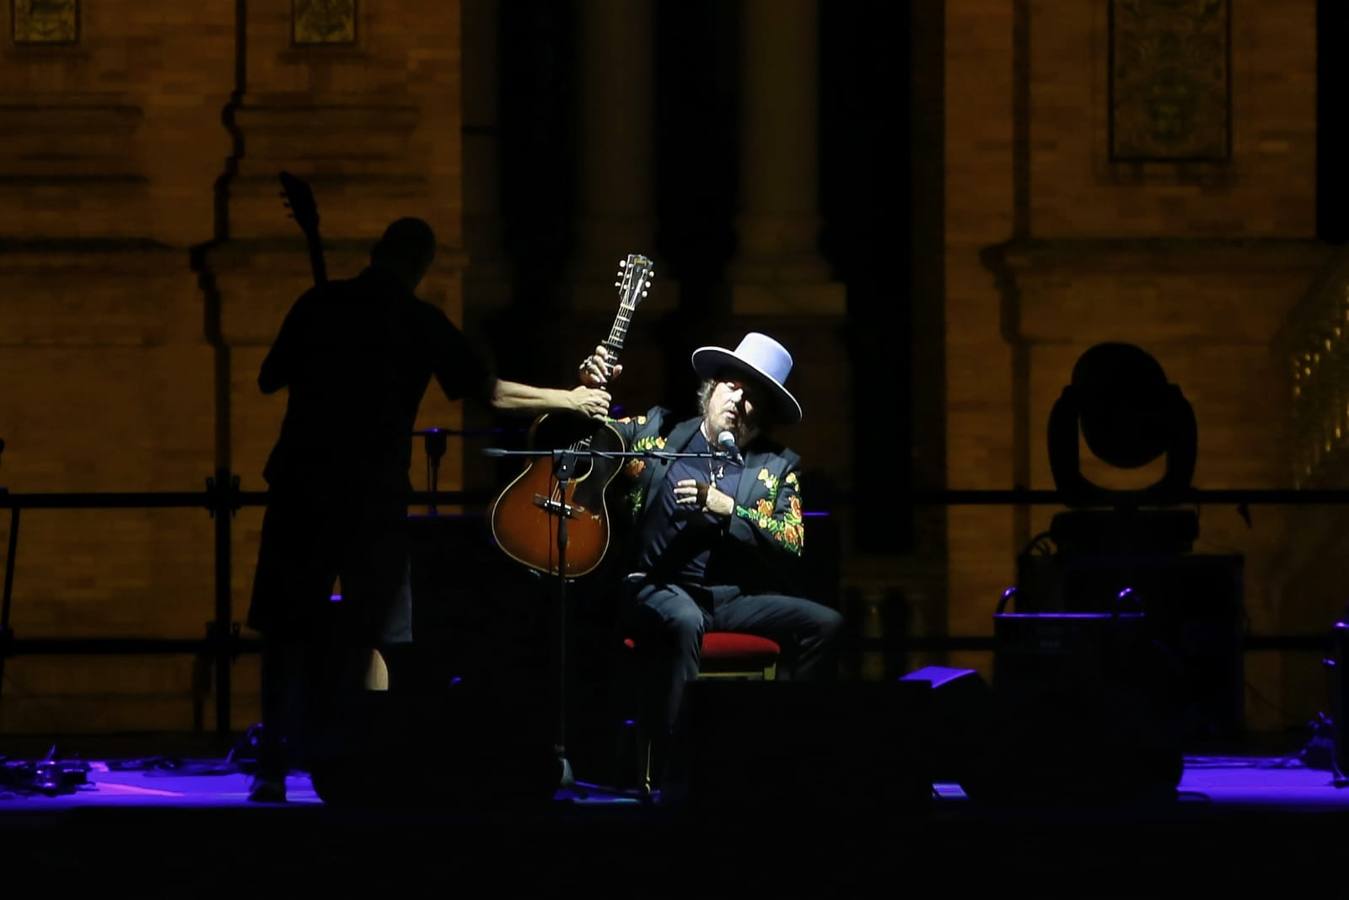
[705,373,763,445]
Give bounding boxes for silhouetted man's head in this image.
[370,217,436,289]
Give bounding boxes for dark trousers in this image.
[626,581,844,737]
[256,638,374,778]
[249,494,413,778]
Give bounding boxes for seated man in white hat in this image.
[580,333,843,781]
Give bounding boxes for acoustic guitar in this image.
[490,254,654,577]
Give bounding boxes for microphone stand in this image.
[416,429,450,516]
[413,426,518,516]
[482,443,732,792]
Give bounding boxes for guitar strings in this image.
[549,436,594,505]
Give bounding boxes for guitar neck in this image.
[602,308,632,366]
[601,252,651,369]
[306,230,328,287]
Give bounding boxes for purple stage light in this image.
[996,611,1146,620]
[899,666,977,688]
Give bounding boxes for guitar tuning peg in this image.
[642,290,649,297]
[614,281,621,288]
[618,259,627,267]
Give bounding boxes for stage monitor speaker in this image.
[898,666,993,785]
[681,681,933,816]
[307,684,560,810]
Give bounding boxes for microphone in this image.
[716,430,742,464]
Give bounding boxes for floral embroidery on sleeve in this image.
[735,468,804,556]
[626,483,645,518]
[624,434,667,479]
[619,430,666,518]
[757,468,779,502]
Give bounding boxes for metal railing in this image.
[0,471,478,736]
[0,480,1343,736]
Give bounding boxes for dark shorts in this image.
[247,494,412,646]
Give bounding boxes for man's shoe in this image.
[247,773,287,803]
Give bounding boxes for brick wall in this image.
[945,0,1329,730]
[0,1,464,732]
[944,0,1019,670]
[1028,0,1315,237]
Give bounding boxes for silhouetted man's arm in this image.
[259,294,314,394]
[425,305,610,418]
[490,379,611,419]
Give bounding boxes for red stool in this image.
[697,631,781,680]
[623,631,781,793]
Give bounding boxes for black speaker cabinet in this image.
[1331,621,1349,776]
[1015,551,1244,740]
[989,607,1183,805]
[398,513,549,693]
[308,686,560,809]
[681,681,933,816]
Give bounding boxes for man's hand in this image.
[579,344,623,387]
[673,479,734,518]
[569,385,612,419]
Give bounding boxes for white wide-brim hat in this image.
[690,332,802,424]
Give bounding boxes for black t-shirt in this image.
[260,266,494,498]
[636,428,743,584]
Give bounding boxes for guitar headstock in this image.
[614,253,654,311]
[278,170,320,238]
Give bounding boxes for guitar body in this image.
[489,251,652,577]
[490,412,627,577]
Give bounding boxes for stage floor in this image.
[2,745,1345,890]
[1,753,1346,812]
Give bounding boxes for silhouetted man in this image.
[247,217,609,802]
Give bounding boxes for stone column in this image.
[462,0,510,312]
[569,0,672,313]
[728,0,843,315]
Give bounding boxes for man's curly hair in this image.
[696,377,716,417]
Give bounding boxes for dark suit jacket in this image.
[607,407,805,591]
